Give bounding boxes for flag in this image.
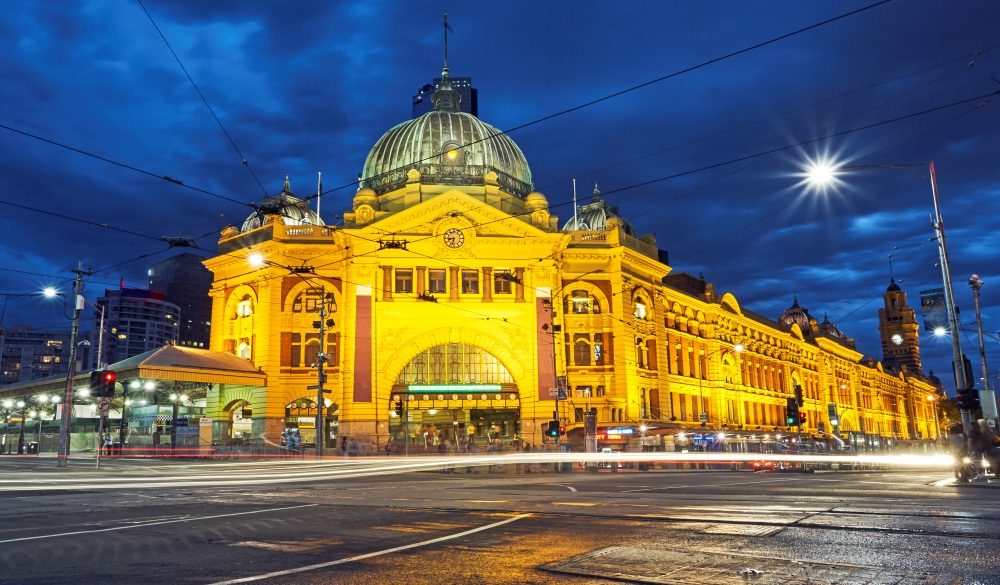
[120,275,125,290]
[444,13,453,33]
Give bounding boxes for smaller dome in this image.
[353,187,379,210]
[241,176,323,233]
[887,278,901,292]
[779,296,814,333]
[525,192,548,211]
[561,182,638,237]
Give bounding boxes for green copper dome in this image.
[360,69,533,199]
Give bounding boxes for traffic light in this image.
[101,371,116,397]
[559,425,566,436]
[956,388,980,411]
[785,397,799,426]
[793,384,803,407]
[544,420,559,438]
[89,370,117,397]
[394,401,403,416]
[799,412,807,426]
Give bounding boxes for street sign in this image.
[557,388,567,400]
[307,385,319,390]
[548,388,558,398]
[699,412,708,423]
[97,398,111,413]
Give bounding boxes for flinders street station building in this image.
[199,63,942,455]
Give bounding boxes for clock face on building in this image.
[443,228,465,248]
[890,333,904,346]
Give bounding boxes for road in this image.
[0,457,997,584]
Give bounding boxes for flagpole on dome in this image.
[316,171,322,225]
[572,178,578,229]
[443,13,452,72]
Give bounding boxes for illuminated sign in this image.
[406,384,502,393]
[595,427,634,441]
[603,427,634,435]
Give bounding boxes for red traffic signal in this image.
[90,370,117,397]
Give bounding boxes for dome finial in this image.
[431,14,461,112]
[592,182,601,201]
[283,174,291,192]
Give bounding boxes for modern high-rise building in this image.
[148,252,214,349]
[95,288,180,366]
[0,326,72,386]
[412,76,477,118]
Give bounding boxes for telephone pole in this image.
[57,263,90,467]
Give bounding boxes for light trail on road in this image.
[0,452,955,491]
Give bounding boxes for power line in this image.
[136,0,269,199]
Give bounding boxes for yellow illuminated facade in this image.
[202,64,940,452]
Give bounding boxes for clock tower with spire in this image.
[878,278,922,373]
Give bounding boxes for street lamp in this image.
[3,399,28,454]
[804,161,972,435]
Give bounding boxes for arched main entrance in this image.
[388,343,521,453]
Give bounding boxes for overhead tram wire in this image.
[372,88,998,264]
[296,1,897,209]
[0,124,250,209]
[0,1,911,254]
[136,0,269,198]
[831,258,939,323]
[270,87,998,295]
[532,44,1000,194]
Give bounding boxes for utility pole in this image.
[57,263,90,468]
[315,285,330,459]
[969,275,995,426]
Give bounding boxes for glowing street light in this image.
[803,159,972,435]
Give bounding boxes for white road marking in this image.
[206,513,533,585]
[0,504,317,544]
[551,483,578,492]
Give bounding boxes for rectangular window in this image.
[429,269,446,293]
[237,300,252,317]
[593,333,603,365]
[461,270,479,294]
[395,269,413,293]
[570,291,590,313]
[494,271,513,294]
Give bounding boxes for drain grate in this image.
[540,546,959,584]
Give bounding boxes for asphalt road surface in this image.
[1,458,997,584]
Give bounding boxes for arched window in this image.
[395,343,514,386]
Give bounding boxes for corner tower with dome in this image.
[201,46,940,453]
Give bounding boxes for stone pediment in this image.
[360,189,549,241]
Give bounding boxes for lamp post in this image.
[805,161,972,436]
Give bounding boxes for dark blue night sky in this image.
[2,1,997,390]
